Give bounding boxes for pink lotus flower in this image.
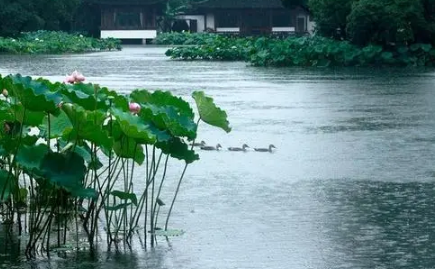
[64,70,86,84]
[129,102,141,114]
[1,89,8,97]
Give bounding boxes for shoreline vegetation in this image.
[0,31,121,54]
[0,72,230,256]
[158,32,435,67]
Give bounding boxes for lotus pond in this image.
[1,47,435,269]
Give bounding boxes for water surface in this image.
[1,47,435,269]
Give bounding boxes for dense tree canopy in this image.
[282,0,435,46]
[0,0,81,36]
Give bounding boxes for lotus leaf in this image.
[156,138,199,164]
[192,91,231,133]
[110,190,138,206]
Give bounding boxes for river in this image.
[1,46,435,269]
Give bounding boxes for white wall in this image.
[101,30,157,39]
[206,13,215,30]
[272,27,295,32]
[216,27,240,32]
[177,15,205,32]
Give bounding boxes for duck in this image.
[228,144,250,152]
[254,144,276,152]
[200,143,222,151]
[190,140,206,147]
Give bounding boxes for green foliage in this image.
[346,0,428,46]
[192,91,231,133]
[0,73,230,253]
[308,0,435,46]
[0,0,82,36]
[154,32,219,45]
[0,31,121,54]
[308,0,355,39]
[166,34,435,67]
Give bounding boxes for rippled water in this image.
[1,47,435,269]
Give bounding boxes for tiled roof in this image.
[194,0,286,9]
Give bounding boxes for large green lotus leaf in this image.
[40,110,73,138]
[0,101,44,127]
[156,137,199,164]
[110,190,138,206]
[0,101,14,122]
[67,121,113,150]
[0,132,38,155]
[130,89,194,119]
[111,108,156,144]
[192,91,231,133]
[134,123,172,145]
[8,74,62,114]
[139,104,197,140]
[62,104,112,149]
[61,83,107,111]
[16,144,49,172]
[39,152,86,191]
[11,104,45,127]
[0,169,12,201]
[113,136,145,165]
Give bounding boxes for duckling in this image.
[228,144,250,152]
[254,144,276,152]
[190,140,206,147]
[200,143,222,151]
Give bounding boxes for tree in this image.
[307,0,356,39]
[0,0,82,36]
[347,0,435,46]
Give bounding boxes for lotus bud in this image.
[129,102,141,114]
[64,75,75,84]
[76,74,85,82]
[65,70,85,84]
[2,89,8,97]
[57,101,64,108]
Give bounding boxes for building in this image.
[177,0,314,35]
[91,0,164,42]
[89,0,313,42]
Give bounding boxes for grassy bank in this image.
[0,31,121,54]
[162,33,435,67]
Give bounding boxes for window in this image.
[216,11,238,28]
[115,12,141,29]
[272,11,292,27]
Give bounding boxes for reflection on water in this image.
[1,47,435,268]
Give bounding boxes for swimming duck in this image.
[200,143,222,151]
[254,144,276,152]
[228,144,250,151]
[190,140,206,147]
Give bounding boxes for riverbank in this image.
[161,33,435,67]
[0,31,121,54]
